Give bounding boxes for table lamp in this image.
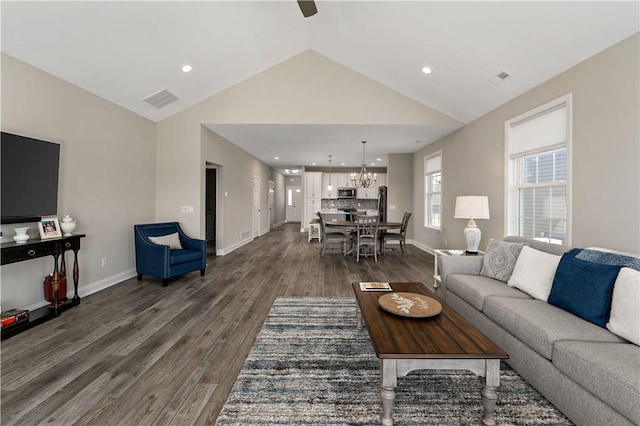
[454,196,490,253]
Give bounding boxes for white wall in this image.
[412,33,640,253]
[1,54,156,310]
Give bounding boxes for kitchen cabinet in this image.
[305,172,322,198]
[322,173,337,199]
[305,198,321,229]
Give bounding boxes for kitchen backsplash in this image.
[321,199,377,210]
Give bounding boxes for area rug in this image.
[215,297,573,425]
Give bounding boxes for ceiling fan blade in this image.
[297,0,317,18]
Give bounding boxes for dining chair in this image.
[318,213,348,256]
[355,215,379,262]
[382,212,412,255]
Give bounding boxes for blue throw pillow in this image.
[548,249,622,328]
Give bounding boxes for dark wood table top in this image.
[327,220,401,229]
[353,282,508,360]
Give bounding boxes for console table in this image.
[1,234,85,340]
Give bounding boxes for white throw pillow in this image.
[507,246,561,301]
[607,267,640,346]
[148,232,183,249]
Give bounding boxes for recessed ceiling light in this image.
[377,158,382,161]
[312,162,316,165]
[182,64,193,73]
[421,66,432,74]
[275,156,280,160]
[341,162,345,166]
[371,162,375,166]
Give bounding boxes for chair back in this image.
[400,212,412,234]
[357,215,379,239]
[317,212,327,236]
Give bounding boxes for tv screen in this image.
[1,132,60,224]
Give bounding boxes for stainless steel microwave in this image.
[338,188,356,198]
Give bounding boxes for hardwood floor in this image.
[0,224,434,425]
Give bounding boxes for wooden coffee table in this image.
[353,282,508,426]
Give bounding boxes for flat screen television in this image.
[1,132,60,224]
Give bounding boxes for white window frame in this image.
[505,94,572,244]
[424,151,442,231]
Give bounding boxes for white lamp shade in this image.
[454,196,490,220]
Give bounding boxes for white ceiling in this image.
[2,1,638,173]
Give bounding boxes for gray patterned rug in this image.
[215,297,573,425]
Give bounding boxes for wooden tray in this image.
[378,292,442,318]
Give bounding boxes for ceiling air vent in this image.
[141,88,178,109]
[490,70,512,85]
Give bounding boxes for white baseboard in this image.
[410,240,436,255]
[216,236,253,256]
[21,268,137,313]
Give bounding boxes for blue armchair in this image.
[134,222,206,287]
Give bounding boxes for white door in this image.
[253,176,261,238]
[268,180,275,230]
[286,186,302,222]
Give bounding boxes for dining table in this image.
[325,220,402,255]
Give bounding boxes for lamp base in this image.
[463,224,481,253]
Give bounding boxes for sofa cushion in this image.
[480,239,526,282]
[447,274,531,311]
[170,249,203,265]
[507,246,561,301]
[607,267,640,345]
[553,341,640,424]
[548,248,621,328]
[149,232,183,249]
[483,297,625,360]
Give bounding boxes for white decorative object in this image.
[454,196,490,253]
[13,227,30,244]
[60,215,77,236]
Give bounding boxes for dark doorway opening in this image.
[206,168,216,255]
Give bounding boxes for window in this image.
[506,94,571,244]
[424,152,442,230]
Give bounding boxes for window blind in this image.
[509,104,567,156]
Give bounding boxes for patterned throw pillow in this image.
[480,239,527,282]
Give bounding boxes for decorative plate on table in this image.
[378,292,442,318]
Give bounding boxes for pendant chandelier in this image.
[351,141,377,188]
[327,155,333,191]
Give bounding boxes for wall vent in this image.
[490,70,512,85]
[141,89,178,109]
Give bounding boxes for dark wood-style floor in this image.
[1,224,434,425]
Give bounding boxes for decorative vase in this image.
[13,227,30,244]
[60,215,77,236]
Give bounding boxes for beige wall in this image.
[156,50,459,250]
[413,33,640,253]
[387,154,413,237]
[1,54,156,310]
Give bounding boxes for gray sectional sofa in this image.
[437,236,639,426]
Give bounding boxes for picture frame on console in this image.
[38,218,61,239]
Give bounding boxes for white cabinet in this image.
[322,173,337,199]
[305,198,321,229]
[337,173,351,189]
[356,173,387,199]
[305,172,322,198]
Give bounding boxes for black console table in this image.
[1,234,85,340]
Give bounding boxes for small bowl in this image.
[449,250,464,256]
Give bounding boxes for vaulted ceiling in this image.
[2,1,638,171]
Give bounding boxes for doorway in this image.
[253,176,261,238]
[269,180,275,230]
[286,186,302,222]
[205,167,217,254]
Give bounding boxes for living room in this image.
[1,1,638,425]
